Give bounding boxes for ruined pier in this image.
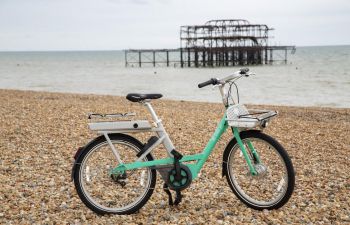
[125,19,295,67]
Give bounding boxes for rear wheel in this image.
[73,134,156,215]
[223,130,295,210]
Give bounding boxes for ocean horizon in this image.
[1,44,350,52]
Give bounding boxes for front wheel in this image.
[223,130,295,210]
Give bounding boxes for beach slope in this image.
[0,89,349,224]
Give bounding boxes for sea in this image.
[0,45,349,108]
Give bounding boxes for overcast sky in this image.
[0,0,349,51]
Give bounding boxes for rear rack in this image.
[87,112,153,133]
[88,120,152,132]
[88,112,136,119]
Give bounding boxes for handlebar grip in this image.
[239,68,249,75]
[198,78,218,88]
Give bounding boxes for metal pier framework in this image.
[125,19,295,67]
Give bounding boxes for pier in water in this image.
[125,19,295,67]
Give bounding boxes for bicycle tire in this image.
[73,133,156,215]
[223,130,295,210]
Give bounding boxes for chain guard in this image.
[155,164,192,191]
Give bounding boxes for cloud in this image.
[0,0,349,50]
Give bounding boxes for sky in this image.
[0,0,349,51]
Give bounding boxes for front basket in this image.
[226,104,277,128]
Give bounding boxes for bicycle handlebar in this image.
[198,78,218,88]
[197,68,250,88]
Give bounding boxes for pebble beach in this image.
[0,89,349,224]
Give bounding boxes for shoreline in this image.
[1,88,349,110]
[1,89,349,224]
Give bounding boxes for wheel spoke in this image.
[277,177,286,192]
[75,137,156,214]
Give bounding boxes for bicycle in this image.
[72,68,295,215]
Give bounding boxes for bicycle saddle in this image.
[126,93,163,102]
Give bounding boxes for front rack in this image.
[226,104,277,128]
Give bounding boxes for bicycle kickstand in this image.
[163,183,174,206]
[174,190,182,205]
[162,184,182,206]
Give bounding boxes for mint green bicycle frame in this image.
[112,114,259,179]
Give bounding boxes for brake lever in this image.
[211,84,222,90]
[245,73,256,77]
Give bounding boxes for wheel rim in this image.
[227,137,289,207]
[79,140,152,212]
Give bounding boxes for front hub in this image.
[254,163,268,177]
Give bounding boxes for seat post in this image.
[144,101,161,124]
[143,101,176,154]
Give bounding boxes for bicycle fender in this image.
[71,147,84,181]
[71,135,106,181]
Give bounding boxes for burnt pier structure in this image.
[125,19,295,67]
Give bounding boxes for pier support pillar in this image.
[125,51,128,67]
[166,51,169,67]
[269,50,273,64]
[187,49,191,67]
[139,52,142,67]
[285,49,287,64]
[153,51,156,67]
[180,48,184,68]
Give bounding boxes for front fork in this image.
[231,127,261,175]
